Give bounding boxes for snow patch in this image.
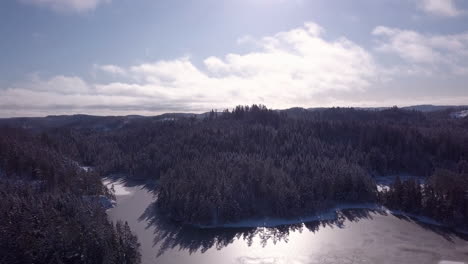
[375,174,426,192]
[79,166,92,172]
[451,110,468,119]
[159,117,176,122]
[102,179,132,196]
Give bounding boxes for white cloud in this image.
[94,64,127,75]
[237,35,256,45]
[13,74,91,94]
[20,0,111,13]
[373,26,468,74]
[0,22,379,116]
[417,0,463,17]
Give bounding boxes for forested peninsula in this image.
[2,105,466,231]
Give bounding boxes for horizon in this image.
[2,103,467,119]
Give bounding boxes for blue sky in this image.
[1,0,468,116]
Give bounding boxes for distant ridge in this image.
[400,104,468,112]
[1,105,467,126]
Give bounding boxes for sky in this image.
[1,0,468,117]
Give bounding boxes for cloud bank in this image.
[373,26,468,74]
[0,22,378,116]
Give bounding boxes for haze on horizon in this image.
[1,0,468,117]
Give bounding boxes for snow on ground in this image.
[82,179,132,210]
[102,178,132,196]
[102,174,462,234]
[196,202,465,232]
[377,185,390,192]
[451,110,468,119]
[79,166,92,172]
[196,203,384,229]
[375,174,426,192]
[388,209,443,227]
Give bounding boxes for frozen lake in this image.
[105,179,468,264]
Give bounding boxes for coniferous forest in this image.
[1,105,468,262]
[0,128,141,264]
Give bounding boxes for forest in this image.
[1,105,467,233]
[0,128,141,264]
